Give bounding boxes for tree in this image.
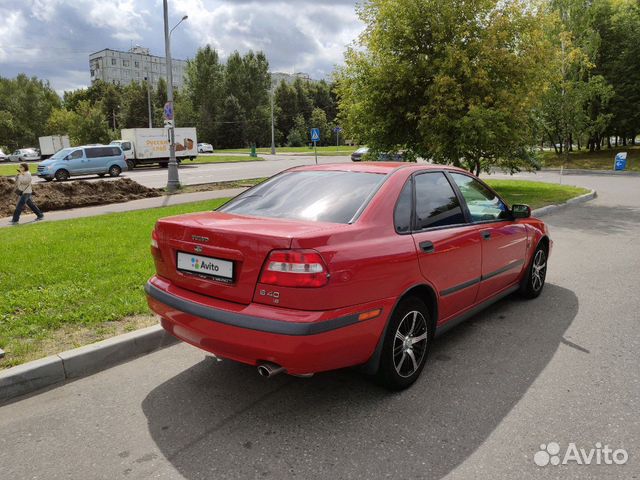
[184,45,225,145]
[0,74,61,149]
[336,0,553,174]
[310,107,331,146]
[217,95,247,148]
[119,82,149,129]
[287,114,308,147]
[275,81,298,144]
[225,51,271,146]
[592,0,640,145]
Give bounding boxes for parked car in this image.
[9,148,41,162]
[37,145,128,181]
[198,143,214,153]
[145,163,551,390]
[0,148,8,162]
[351,147,405,162]
[351,147,369,161]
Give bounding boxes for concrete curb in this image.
[541,168,640,177]
[531,189,597,217]
[0,324,177,404]
[0,189,598,405]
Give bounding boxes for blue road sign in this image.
[614,152,627,171]
[333,126,343,133]
[311,128,320,142]
[164,102,174,121]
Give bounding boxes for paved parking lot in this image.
[34,154,352,189]
[2,171,639,479]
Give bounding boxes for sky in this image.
[0,0,363,94]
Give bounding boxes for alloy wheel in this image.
[532,249,547,292]
[393,310,428,378]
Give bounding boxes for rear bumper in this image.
[145,276,392,374]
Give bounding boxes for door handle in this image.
[481,231,492,240]
[419,241,435,253]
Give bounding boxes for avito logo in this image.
[191,257,219,272]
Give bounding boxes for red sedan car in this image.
[146,163,550,389]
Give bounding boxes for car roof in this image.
[289,162,470,175]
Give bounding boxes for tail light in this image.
[151,229,161,259]
[259,250,329,288]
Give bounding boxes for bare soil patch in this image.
[0,177,162,217]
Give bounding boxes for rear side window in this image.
[394,179,413,233]
[220,171,385,224]
[414,172,465,229]
[85,147,121,158]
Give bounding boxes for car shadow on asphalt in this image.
[141,283,578,480]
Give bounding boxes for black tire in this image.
[375,297,433,390]
[108,165,122,177]
[98,173,106,177]
[126,160,135,171]
[159,161,168,168]
[519,243,548,299]
[44,178,53,182]
[54,169,70,182]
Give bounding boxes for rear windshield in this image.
[219,170,385,223]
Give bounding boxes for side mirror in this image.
[511,204,531,219]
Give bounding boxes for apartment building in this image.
[89,46,187,90]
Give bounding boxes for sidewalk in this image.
[0,187,246,227]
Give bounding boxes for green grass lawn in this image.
[540,146,640,172]
[217,146,359,156]
[0,199,227,368]
[0,179,588,368]
[486,180,588,210]
[0,162,37,177]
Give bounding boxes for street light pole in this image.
[145,75,153,128]
[163,1,187,192]
[270,86,276,155]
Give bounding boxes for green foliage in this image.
[337,0,554,174]
[184,45,225,143]
[0,74,61,149]
[310,107,331,145]
[218,95,247,148]
[46,100,111,146]
[287,114,308,147]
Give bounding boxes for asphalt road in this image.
[33,154,353,189]
[2,171,639,479]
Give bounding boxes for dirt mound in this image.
[1,177,162,217]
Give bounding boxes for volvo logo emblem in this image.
[194,246,203,253]
[191,235,209,242]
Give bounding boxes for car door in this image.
[83,147,106,174]
[407,171,483,324]
[65,149,85,174]
[448,172,527,302]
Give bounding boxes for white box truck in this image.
[38,135,70,159]
[110,128,198,169]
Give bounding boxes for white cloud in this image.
[0,0,364,91]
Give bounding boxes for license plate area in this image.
[176,252,234,283]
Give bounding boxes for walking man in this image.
[11,163,44,225]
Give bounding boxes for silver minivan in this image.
[36,145,128,181]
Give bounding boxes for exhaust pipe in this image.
[257,362,286,378]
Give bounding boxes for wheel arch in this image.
[359,283,438,375]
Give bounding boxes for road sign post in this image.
[311,128,320,165]
[334,126,342,150]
